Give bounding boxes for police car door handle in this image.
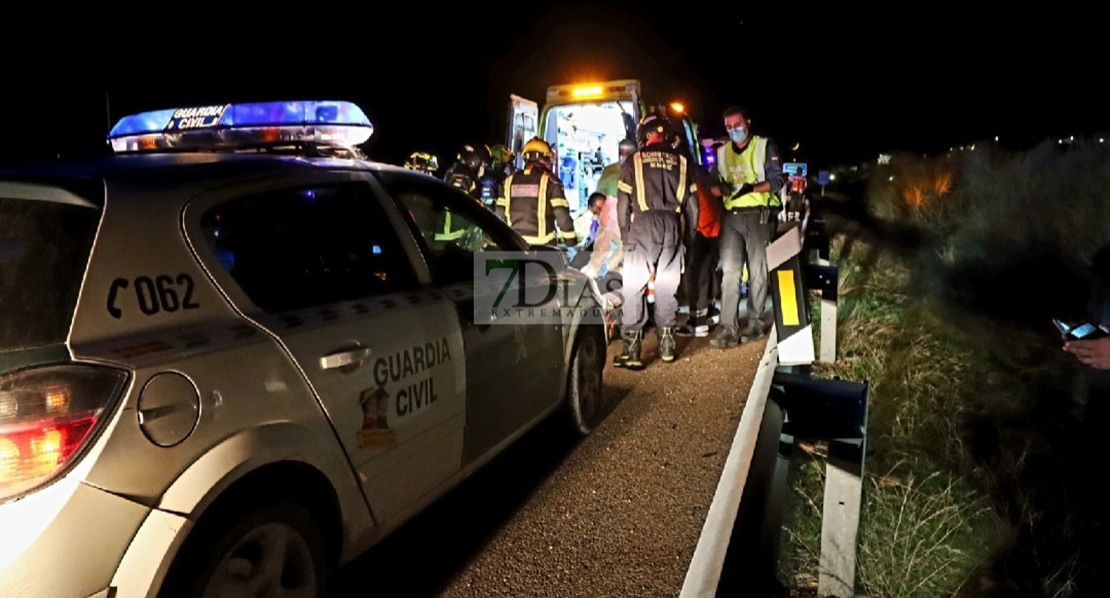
[320,347,372,370]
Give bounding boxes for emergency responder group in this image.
[404,104,785,369]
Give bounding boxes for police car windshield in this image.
[0,186,100,353]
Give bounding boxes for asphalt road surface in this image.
[330,331,766,598]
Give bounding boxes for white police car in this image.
[0,100,607,597]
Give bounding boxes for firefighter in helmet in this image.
[443,143,490,200]
[435,144,489,243]
[614,112,699,368]
[404,151,439,176]
[495,137,577,248]
[489,144,516,177]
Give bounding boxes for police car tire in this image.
[160,500,330,598]
[567,327,605,435]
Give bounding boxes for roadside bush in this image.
[785,137,1110,597]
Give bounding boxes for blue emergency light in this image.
[107,100,374,154]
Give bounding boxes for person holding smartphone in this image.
[1062,326,1110,366]
[1062,243,1110,597]
[1064,245,1110,366]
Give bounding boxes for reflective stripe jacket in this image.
[616,142,699,241]
[495,163,578,246]
[714,136,785,210]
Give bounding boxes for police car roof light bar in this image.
[106,100,374,154]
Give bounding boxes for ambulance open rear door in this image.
[506,94,539,171]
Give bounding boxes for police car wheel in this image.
[163,500,330,598]
[567,328,605,435]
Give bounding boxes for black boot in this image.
[660,327,676,362]
[613,329,630,367]
[616,329,644,369]
[675,317,708,338]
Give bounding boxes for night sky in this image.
[3,6,1103,170]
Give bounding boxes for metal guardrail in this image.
[679,321,782,597]
[680,209,870,598]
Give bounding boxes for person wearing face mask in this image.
[707,105,785,349]
[596,138,637,200]
[495,137,577,248]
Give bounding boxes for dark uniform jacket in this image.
[444,162,481,200]
[617,142,699,244]
[495,162,577,246]
[478,172,504,207]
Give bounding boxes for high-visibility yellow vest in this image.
[716,136,780,210]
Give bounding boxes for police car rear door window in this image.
[0,183,100,353]
[199,184,418,312]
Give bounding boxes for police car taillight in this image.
[0,364,128,501]
[106,100,374,154]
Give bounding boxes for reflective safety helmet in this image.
[456,143,491,173]
[521,137,554,168]
[404,151,439,175]
[489,144,515,168]
[636,113,673,147]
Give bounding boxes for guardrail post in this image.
[770,215,868,597]
[818,269,837,364]
[771,372,869,598]
[804,217,837,364]
[818,438,866,598]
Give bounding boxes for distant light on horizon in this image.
[994,136,999,142]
